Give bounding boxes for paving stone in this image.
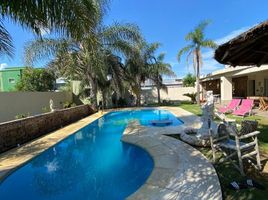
[127,184,179,200]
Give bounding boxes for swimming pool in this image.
[0,109,182,200]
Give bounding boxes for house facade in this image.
[0,67,24,92]
[200,65,268,103]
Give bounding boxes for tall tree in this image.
[177,20,217,104]
[125,42,160,106]
[148,52,175,104]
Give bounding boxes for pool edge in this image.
[0,111,108,182]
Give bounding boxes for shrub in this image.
[183,93,197,104]
[63,101,76,108]
[15,113,30,119]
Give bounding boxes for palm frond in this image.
[177,44,194,62]
[201,39,218,49]
[0,19,14,57]
[101,22,142,46]
[0,0,107,40]
[24,38,75,65]
[196,20,211,32]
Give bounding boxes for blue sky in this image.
[1,0,268,78]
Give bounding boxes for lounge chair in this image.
[259,97,268,111]
[233,99,254,117]
[218,99,241,113]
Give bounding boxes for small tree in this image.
[182,73,196,87]
[16,67,55,91]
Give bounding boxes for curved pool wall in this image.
[0,109,182,200]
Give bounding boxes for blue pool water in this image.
[0,109,182,200]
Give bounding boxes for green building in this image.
[0,67,24,91]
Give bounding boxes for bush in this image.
[63,101,76,108]
[161,100,173,106]
[15,113,30,119]
[42,107,50,113]
[15,67,56,91]
[183,93,197,104]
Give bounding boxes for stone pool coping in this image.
[0,106,222,199]
[122,120,222,200]
[0,111,107,181]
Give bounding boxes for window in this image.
[8,78,15,84]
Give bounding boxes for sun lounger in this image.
[233,99,254,116]
[218,99,241,113]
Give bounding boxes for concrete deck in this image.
[0,106,222,200]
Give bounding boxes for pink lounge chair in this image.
[218,99,241,113]
[232,99,254,116]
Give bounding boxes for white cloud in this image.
[215,26,252,45]
[0,63,8,70]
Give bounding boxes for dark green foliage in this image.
[15,67,55,91]
[183,92,197,104]
[15,113,30,119]
[182,73,196,87]
[118,97,127,107]
[63,101,76,108]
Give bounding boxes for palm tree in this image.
[125,42,160,106]
[24,22,142,109]
[0,0,107,38]
[0,0,106,56]
[148,52,175,104]
[177,20,217,105]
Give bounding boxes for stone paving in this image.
[122,109,222,200]
[0,106,222,200]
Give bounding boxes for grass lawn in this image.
[176,102,268,200]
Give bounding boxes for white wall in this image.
[220,76,233,102]
[141,86,195,103]
[0,92,72,122]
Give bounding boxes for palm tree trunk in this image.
[157,84,161,105]
[136,90,141,107]
[102,90,107,109]
[135,81,141,107]
[196,48,201,105]
[88,75,98,110]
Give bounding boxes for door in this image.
[248,80,255,96]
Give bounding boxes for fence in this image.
[141,86,195,103]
